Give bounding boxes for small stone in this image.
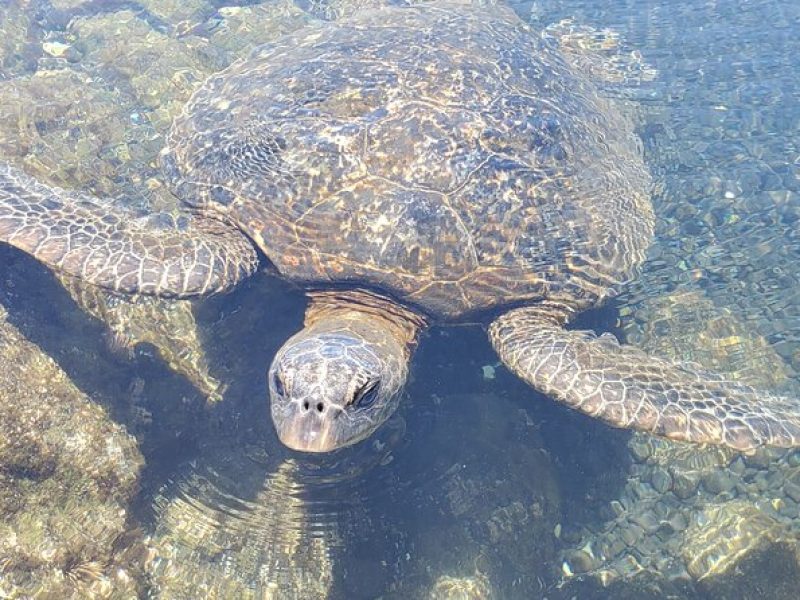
[787,451,800,467]
[767,470,785,490]
[607,537,626,558]
[729,456,746,475]
[754,472,770,492]
[630,511,659,534]
[784,482,800,503]
[672,472,699,499]
[650,468,673,493]
[630,480,656,500]
[779,496,799,517]
[666,512,688,532]
[610,500,626,517]
[42,41,72,57]
[745,448,773,468]
[702,470,736,495]
[620,525,643,547]
[564,549,598,574]
[785,469,800,489]
[628,438,652,462]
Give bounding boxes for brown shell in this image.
[163,1,654,319]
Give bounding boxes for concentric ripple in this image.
[143,411,414,599]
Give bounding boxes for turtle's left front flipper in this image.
[0,163,258,297]
[489,306,800,452]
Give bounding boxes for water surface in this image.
[0,0,799,598]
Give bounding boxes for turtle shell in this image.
[162,1,654,319]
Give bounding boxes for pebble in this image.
[672,472,699,499]
[564,549,598,574]
[766,470,785,490]
[702,470,736,495]
[785,470,800,489]
[607,537,627,559]
[729,456,746,475]
[787,451,800,468]
[630,511,660,534]
[666,512,688,532]
[753,472,770,492]
[42,41,71,57]
[619,524,644,547]
[628,438,652,462]
[784,482,800,503]
[630,480,656,500]
[650,468,673,493]
[745,448,773,469]
[779,496,799,517]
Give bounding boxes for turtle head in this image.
[269,291,423,453]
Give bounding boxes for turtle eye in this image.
[273,372,286,397]
[353,381,380,409]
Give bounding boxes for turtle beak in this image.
[272,400,342,453]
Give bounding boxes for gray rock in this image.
[666,512,689,532]
[651,468,673,493]
[787,451,800,468]
[745,449,774,469]
[629,438,652,462]
[754,472,770,492]
[779,496,799,518]
[564,549,599,574]
[766,470,785,490]
[729,456,747,475]
[620,524,644,547]
[672,472,699,499]
[784,482,800,504]
[702,470,736,495]
[631,511,660,534]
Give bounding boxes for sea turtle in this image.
[3,0,800,453]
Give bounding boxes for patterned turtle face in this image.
[268,311,410,452]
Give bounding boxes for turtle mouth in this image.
[272,401,350,453]
[279,419,336,453]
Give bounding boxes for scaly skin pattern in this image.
[489,306,800,451]
[163,0,653,318]
[0,163,257,296]
[269,291,422,452]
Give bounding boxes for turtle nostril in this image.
[302,400,310,411]
[316,402,324,413]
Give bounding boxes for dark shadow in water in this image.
[1,245,226,473]
[1,241,641,598]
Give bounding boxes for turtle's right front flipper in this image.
[490,306,800,452]
[0,163,258,297]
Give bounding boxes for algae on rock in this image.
[0,302,145,598]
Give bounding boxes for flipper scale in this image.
[0,163,257,297]
[490,307,800,451]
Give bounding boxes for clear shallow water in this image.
[0,0,799,598]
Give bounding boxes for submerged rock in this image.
[0,302,144,598]
[146,455,335,599]
[564,289,800,591]
[428,571,494,600]
[0,67,163,202]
